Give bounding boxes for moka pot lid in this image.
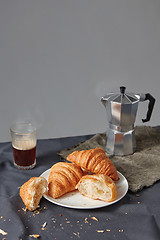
[102,86,139,105]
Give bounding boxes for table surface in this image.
[0,134,160,240]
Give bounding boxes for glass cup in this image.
[10,122,37,170]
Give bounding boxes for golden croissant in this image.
[48,162,83,198]
[67,148,119,181]
[76,174,117,202]
[20,176,48,211]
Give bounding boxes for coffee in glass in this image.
[10,122,37,170]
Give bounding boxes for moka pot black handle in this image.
[142,93,155,123]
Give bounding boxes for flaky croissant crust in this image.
[48,162,83,198]
[67,148,119,181]
[19,177,48,211]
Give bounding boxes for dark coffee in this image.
[12,146,36,167]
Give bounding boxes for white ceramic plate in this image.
[40,169,128,209]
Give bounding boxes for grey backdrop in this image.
[0,0,159,142]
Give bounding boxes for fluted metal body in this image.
[101,87,155,156]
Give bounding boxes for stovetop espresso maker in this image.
[101,86,155,156]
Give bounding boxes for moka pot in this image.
[101,86,155,156]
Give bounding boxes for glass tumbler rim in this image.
[10,122,37,135]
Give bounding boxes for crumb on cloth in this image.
[96,230,104,233]
[91,216,98,221]
[0,229,7,235]
[29,234,40,238]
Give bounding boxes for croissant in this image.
[48,162,83,198]
[76,174,117,202]
[67,148,119,181]
[20,176,48,211]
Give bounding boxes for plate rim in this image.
[40,168,128,209]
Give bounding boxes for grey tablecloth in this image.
[0,134,160,240]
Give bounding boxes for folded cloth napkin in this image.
[58,126,160,192]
